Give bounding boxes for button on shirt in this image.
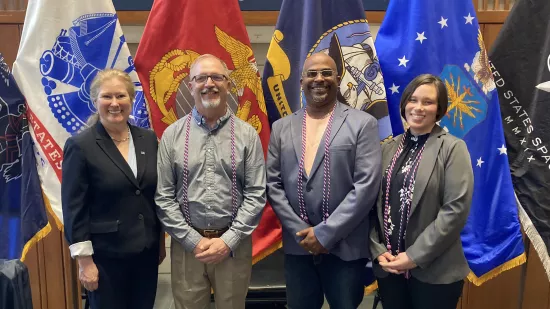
[155,108,266,252]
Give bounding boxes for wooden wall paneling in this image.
[36,241,48,309]
[521,243,550,309]
[42,221,67,309]
[62,238,81,309]
[0,24,21,65]
[462,266,523,309]
[464,279,470,309]
[505,0,512,10]
[482,23,504,51]
[24,244,42,309]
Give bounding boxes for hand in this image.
[379,252,417,274]
[77,256,99,292]
[377,252,399,274]
[158,237,167,265]
[296,227,328,255]
[195,238,231,264]
[193,237,213,256]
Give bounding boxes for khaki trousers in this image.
[170,236,252,309]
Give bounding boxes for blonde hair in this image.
[86,69,135,126]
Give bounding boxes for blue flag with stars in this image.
[375,0,526,284]
[0,53,51,261]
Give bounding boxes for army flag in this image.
[12,0,150,225]
[375,0,526,284]
[262,0,392,142]
[0,54,50,261]
[134,0,281,261]
[489,0,550,280]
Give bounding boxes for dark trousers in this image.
[377,274,464,309]
[284,254,367,309]
[88,247,159,309]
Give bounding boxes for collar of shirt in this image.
[192,107,232,132]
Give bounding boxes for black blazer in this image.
[62,122,160,257]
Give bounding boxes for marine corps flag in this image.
[262,0,392,142]
[134,0,281,261]
[0,54,50,260]
[376,0,526,284]
[489,0,550,280]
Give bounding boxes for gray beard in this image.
[201,98,221,109]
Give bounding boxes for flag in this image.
[0,53,50,261]
[489,0,550,280]
[261,0,392,142]
[134,0,280,262]
[11,0,150,226]
[375,0,526,285]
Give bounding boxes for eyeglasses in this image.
[191,74,228,83]
[303,69,335,79]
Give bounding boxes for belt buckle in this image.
[203,229,218,238]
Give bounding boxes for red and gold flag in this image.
[135,0,281,262]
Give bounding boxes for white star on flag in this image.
[398,55,409,67]
[498,144,508,155]
[389,83,400,94]
[438,17,448,29]
[464,13,475,24]
[476,157,484,167]
[416,32,427,44]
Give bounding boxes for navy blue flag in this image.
[375,0,526,284]
[0,54,50,260]
[262,0,392,142]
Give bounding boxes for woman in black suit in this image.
[62,69,165,309]
[369,74,474,309]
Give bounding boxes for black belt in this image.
[194,226,229,238]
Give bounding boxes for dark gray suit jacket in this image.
[267,102,381,261]
[369,125,474,284]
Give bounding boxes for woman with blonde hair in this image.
[62,69,164,309]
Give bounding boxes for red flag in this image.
[135,0,281,262]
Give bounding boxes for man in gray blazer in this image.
[266,52,382,309]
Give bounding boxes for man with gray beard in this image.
[266,52,381,308]
[155,54,266,309]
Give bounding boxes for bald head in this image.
[300,52,340,108]
[302,52,337,75]
[189,54,230,78]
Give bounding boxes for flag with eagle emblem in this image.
[376,0,526,285]
[134,0,281,262]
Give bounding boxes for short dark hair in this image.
[399,74,448,122]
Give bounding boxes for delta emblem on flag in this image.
[12,0,150,225]
[134,0,281,261]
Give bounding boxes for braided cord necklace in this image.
[181,115,238,225]
[297,107,336,223]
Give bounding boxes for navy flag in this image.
[376,0,526,284]
[0,54,50,260]
[261,0,392,142]
[489,0,550,280]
